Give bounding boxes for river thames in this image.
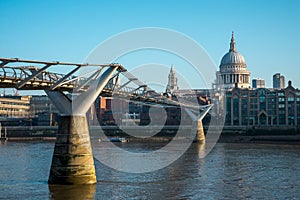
[0,141,299,199]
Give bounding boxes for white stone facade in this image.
[214,32,251,89]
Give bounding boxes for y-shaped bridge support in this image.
[46,66,118,184]
[185,105,213,143]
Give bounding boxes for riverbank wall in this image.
[1,125,300,143]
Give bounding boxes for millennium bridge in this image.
[0,57,212,184]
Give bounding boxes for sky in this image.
[1,0,300,94]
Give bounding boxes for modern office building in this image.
[252,78,265,88]
[30,95,57,115]
[0,96,31,118]
[273,73,285,89]
[30,95,59,126]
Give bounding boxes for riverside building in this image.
[214,33,299,130]
[224,81,300,126]
[0,96,31,118]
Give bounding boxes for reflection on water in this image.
[0,141,300,199]
[49,184,96,200]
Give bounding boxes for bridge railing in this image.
[0,58,209,111]
[0,66,76,87]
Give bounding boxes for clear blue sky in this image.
[1,0,300,91]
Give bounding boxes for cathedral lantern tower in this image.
[215,32,251,89]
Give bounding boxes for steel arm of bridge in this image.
[45,66,118,115]
[45,90,72,115]
[73,66,118,114]
[16,64,53,89]
[50,66,81,90]
[74,68,103,92]
[184,104,213,122]
[113,78,137,93]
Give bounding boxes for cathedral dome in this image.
[214,32,251,90]
[220,51,246,65]
[220,32,246,66]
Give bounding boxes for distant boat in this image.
[98,137,128,143]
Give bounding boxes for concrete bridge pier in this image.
[193,120,205,143]
[185,105,213,143]
[48,115,96,184]
[46,66,118,184]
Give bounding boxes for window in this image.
[268,92,276,96]
[278,97,285,102]
[250,98,258,103]
[226,93,232,97]
[250,92,257,97]
[288,96,294,101]
[268,98,275,103]
[268,104,275,109]
[241,93,248,97]
[268,110,276,115]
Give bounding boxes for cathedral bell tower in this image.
[166,65,179,93]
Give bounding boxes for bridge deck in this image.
[0,57,208,110]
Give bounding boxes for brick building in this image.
[223,81,300,126]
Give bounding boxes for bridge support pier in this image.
[48,115,96,184]
[46,65,118,185]
[193,120,205,143]
[185,105,213,143]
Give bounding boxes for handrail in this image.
[0,57,208,110]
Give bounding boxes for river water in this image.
[0,141,299,199]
